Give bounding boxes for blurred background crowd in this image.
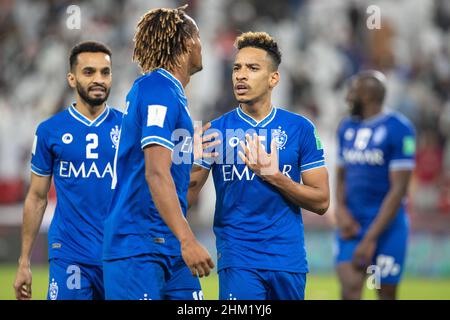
[0,0,449,279]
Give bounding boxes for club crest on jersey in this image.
[62,133,73,144]
[373,126,387,145]
[110,125,120,149]
[49,278,58,300]
[344,128,355,141]
[272,127,287,150]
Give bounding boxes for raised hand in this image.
[238,133,279,178]
[193,122,220,162]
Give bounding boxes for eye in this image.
[102,69,111,75]
[83,70,93,75]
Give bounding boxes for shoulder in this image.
[108,106,123,120]
[336,116,355,135]
[36,108,70,133]
[210,108,237,129]
[385,111,415,134]
[133,72,183,109]
[276,108,318,131]
[135,71,179,95]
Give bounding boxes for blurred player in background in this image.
[13,41,122,300]
[103,6,217,300]
[335,71,416,300]
[189,32,330,300]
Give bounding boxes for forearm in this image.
[147,172,195,243]
[187,165,210,210]
[20,194,47,265]
[365,190,405,241]
[335,167,346,208]
[265,172,329,215]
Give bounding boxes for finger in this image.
[20,288,29,297]
[194,123,202,136]
[240,140,254,164]
[245,135,257,164]
[254,133,261,158]
[202,139,221,150]
[201,122,212,134]
[202,152,219,159]
[195,263,206,278]
[238,151,250,167]
[207,257,215,269]
[201,261,211,277]
[270,139,277,156]
[202,132,219,143]
[189,266,197,277]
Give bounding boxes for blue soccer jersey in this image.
[337,111,416,226]
[103,68,194,260]
[31,104,122,265]
[197,106,325,273]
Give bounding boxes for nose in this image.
[92,71,106,85]
[235,70,247,82]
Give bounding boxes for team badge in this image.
[373,126,387,145]
[110,125,120,149]
[344,128,355,141]
[62,133,73,144]
[49,278,59,300]
[272,127,288,150]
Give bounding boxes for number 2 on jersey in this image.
[86,133,99,159]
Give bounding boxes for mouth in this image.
[234,83,249,95]
[89,86,106,94]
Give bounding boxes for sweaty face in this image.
[70,52,112,107]
[346,79,365,118]
[232,47,277,104]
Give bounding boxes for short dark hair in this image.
[235,32,282,70]
[357,70,387,104]
[69,41,112,71]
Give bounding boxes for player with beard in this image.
[335,70,416,299]
[13,41,122,300]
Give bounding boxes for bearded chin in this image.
[350,101,364,118]
[76,82,110,107]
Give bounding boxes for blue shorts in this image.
[103,254,203,300]
[335,222,408,284]
[219,268,306,300]
[47,258,104,300]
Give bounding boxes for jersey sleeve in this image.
[389,118,416,171]
[299,120,326,173]
[138,83,180,151]
[336,120,346,168]
[30,124,53,176]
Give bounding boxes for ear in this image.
[269,71,280,89]
[185,37,195,54]
[67,72,76,88]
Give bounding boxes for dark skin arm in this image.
[144,145,214,277]
[14,173,51,300]
[352,170,412,270]
[187,165,210,210]
[335,166,361,239]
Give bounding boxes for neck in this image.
[240,97,272,122]
[361,103,382,120]
[74,98,106,120]
[167,65,191,88]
